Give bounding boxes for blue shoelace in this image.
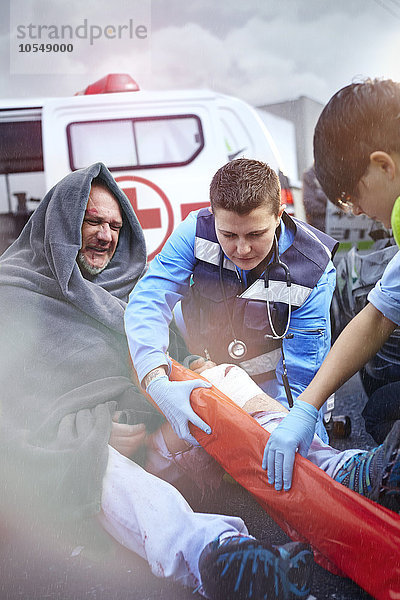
[216,537,310,599]
[335,447,379,495]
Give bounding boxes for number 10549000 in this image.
[18,43,73,52]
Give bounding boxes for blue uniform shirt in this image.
[368,250,400,326]
[125,211,336,442]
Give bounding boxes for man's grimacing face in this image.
[77,183,123,276]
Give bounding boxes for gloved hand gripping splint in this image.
[262,401,318,491]
[146,374,212,446]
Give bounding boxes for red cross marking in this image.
[123,187,161,230]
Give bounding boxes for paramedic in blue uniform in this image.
[125,158,338,450]
[264,78,400,494]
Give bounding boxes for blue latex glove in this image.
[262,399,318,491]
[147,375,212,445]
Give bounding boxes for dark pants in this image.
[362,381,400,444]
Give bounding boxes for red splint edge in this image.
[168,359,400,600]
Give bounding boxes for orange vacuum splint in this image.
[165,359,400,600]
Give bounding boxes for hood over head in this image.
[0,162,147,334]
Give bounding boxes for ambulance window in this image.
[68,120,137,170]
[134,116,203,166]
[67,115,203,172]
[0,121,43,174]
[218,108,254,161]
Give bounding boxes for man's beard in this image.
[77,250,111,276]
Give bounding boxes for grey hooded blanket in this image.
[0,163,163,534]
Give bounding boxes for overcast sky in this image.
[1,0,400,107]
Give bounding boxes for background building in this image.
[259,96,324,181]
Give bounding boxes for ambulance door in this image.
[216,96,298,215]
[216,96,282,169]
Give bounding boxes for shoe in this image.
[334,420,400,512]
[198,535,314,600]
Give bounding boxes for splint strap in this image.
[167,359,400,600]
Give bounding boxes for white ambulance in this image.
[0,74,298,258]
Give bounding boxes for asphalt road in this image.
[1,375,379,600]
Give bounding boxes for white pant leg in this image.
[99,446,248,590]
[145,428,225,492]
[255,412,361,479]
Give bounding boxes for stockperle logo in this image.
[10,0,151,75]
[16,19,148,46]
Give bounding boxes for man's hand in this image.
[190,357,217,374]
[146,375,212,445]
[262,400,318,491]
[109,412,147,458]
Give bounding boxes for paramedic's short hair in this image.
[314,78,400,206]
[210,158,281,216]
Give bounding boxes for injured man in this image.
[146,363,400,513]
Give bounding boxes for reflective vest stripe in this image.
[194,237,236,271]
[239,279,312,306]
[239,348,281,376]
[194,237,313,306]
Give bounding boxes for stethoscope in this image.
[218,233,294,407]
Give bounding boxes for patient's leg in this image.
[146,363,400,511]
[203,365,400,510]
[147,364,285,460]
[145,364,356,483]
[202,364,359,478]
